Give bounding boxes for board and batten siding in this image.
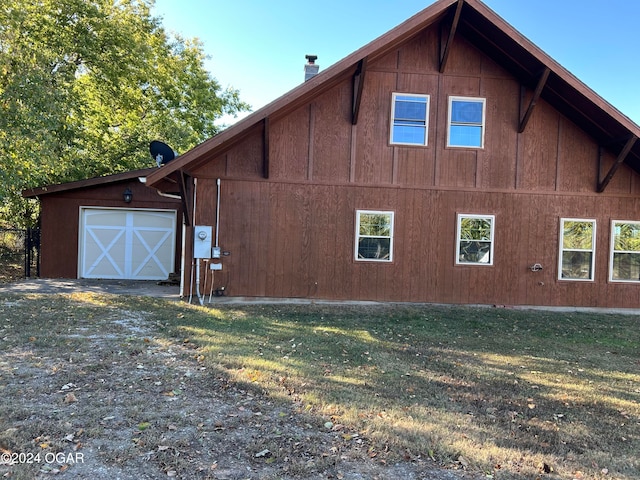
[188,178,640,307]
[187,25,640,308]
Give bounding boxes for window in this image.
[355,210,394,262]
[456,214,494,265]
[447,96,486,148]
[390,93,429,146]
[558,219,596,281]
[610,221,640,282]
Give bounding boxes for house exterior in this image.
[23,169,183,281]
[145,0,640,308]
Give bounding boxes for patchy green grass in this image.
[1,294,638,480]
[171,303,640,479]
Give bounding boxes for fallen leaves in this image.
[4,298,639,480]
[162,388,183,397]
[63,393,77,404]
[59,382,79,404]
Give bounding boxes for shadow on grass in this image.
[156,301,639,480]
[3,293,637,479]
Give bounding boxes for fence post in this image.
[34,228,40,277]
[24,227,39,278]
[24,228,31,277]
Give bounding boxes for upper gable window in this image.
[447,96,486,148]
[390,93,429,146]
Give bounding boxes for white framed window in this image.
[355,210,394,262]
[558,218,596,281]
[390,93,429,146]
[456,214,494,265]
[447,96,486,148]
[610,220,640,282]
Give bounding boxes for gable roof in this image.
[145,0,640,190]
[22,168,157,198]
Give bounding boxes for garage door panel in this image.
[87,256,124,278]
[132,258,168,279]
[134,212,175,228]
[80,208,176,280]
[83,227,126,278]
[131,230,172,279]
[86,211,126,226]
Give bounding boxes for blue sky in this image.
[151,0,640,126]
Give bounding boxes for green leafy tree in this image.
[0,0,249,227]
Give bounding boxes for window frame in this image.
[447,96,486,149]
[558,218,596,282]
[389,93,430,146]
[354,210,395,263]
[455,213,495,266]
[609,220,640,283]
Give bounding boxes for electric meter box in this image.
[193,226,213,258]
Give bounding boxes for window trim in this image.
[446,96,486,149]
[558,218,596,282]
[390,93,430,146]
[455,213,495,266]
[609,220,640,283]
[355,210,395,263]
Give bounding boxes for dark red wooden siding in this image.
[186,25,640,308]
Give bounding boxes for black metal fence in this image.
[0,228,40,280]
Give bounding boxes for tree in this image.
[0,0,249,227]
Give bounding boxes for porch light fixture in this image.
[123,188,133,203]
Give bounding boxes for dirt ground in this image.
[0,289,484,480]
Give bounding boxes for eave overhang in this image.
[22,168,159,198]
[457,1,640,178]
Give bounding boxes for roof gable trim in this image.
[146,0,640,189]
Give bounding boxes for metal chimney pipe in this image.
[304,55,319,81]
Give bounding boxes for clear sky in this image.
[151,0,640,126]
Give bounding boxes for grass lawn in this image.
[176,302,639,479]
[1,294,638,479]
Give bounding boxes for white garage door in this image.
[79,208,176,280]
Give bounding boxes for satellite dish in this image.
[150,140,177,167]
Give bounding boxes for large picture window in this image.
[355,210,394,262]
[390,93,429,146]
[456,214,494,265]
[610,221,640,282]
[447,96,486,148]
[558,218,596,281]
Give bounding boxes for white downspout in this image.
[215,179,221,248]
[192,178,205,305]
[190,178,198,304]
[196,261,204,305]
[179,221,186,298]
[206,178,222,305]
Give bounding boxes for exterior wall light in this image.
[123,188,133,203]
